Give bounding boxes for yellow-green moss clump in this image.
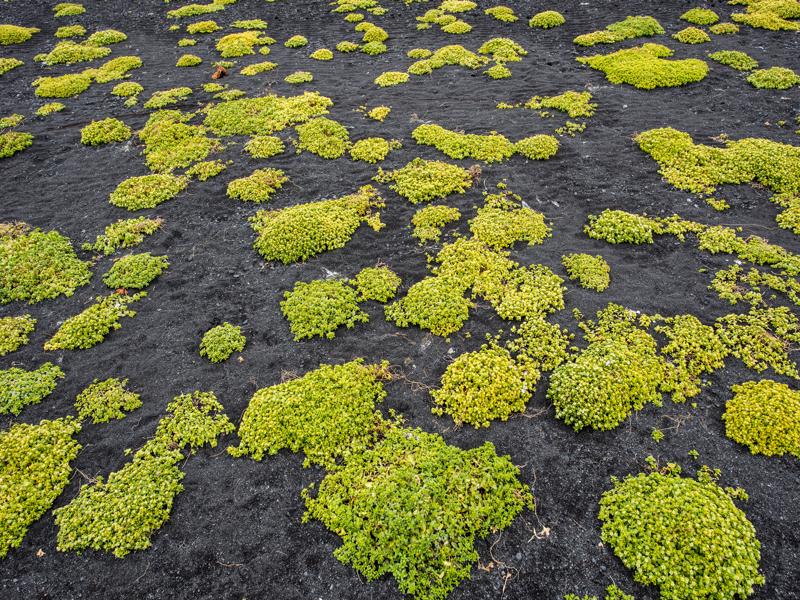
[0,131,33,158]
[216,31,271,57]
[303,425,533,600]
[710,22,740,34]
[54,391,232,557]
[36,102,65,116]
[366,105,390,121]
[232,19,268,29]
[1,224,91,304]
[0,314,35,356]
[80,117,131,145]
[0,24,39,45]
[548,304,666,431]
[485,6,517,22]
[525,90,597,118]
[167,0,235,19]
[412,205,461,243]
[574,15,664,46]
[199,322,246,362]
[281,279,368,340]
[229,360,390,467]
[0,362,64,415]
[37,41,111,65]
[310,48,333,60]
[240,60,277,75]
[83,217,163,256]
[529,10,565,28]
[109,174,188,210]
[139,111,221,173]
[0,114,23,129]
[203,92,332,135]
[349,137,400,163]
[284,34,308,48]
[681,7,719,25]
[506,317,575,372]
[75,378,142,423]
[186,20,220,34]
[55,24,86,38]
[599,465,763,600]
[296,117,349,158]
[227,168,287,203]
[432,344,538,427]
[53,2,85,17]
[672,26,711,44]
[244,135,283,158]
[102,253,169,289]
[709,50,758,71]
[250,185,383,263]
[143,87,192,109]
[44,292,146,351]
[747,66,800,89]
[731,0,800,31]
[176,53,202,67]
[469,189,550,249]
[32,73,92,98]
[375,157,472,204]
[723,380,800,458]
[0,57,24,75]
[285,70,313,84]
[577,44,708,89]
[562,253,610,291]
[407,44,488,79]
[185,159,226,180]
[0,417,81,558]
[374,71,409,87]
[412,124,514,163]
[350,266,401,302]
[514,134,559,159]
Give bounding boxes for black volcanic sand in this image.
[1,1,799,599]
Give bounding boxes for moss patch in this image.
[199,322,246,362]
[375,157,472,204]
[0,57,24,75]
[349,137,400,163]
[412,204,461,243]
[83,217,163,256]
[281,279,368,340]
[244,135,284,158]
[599,466,763,600]
[75,378,142,423]
[724,380,800,458]
[577,43,708,89]
[303,425,532,600]
[0,131,33,158]
[144,87,192,109]
[0,25,40,45]
[102,253,168,289]
[351,266,401,302]
[0,362,64,415]
[529,10,565,28]
[0,418,81,558]
[412,124,515,163]
[81,118,131,145]
[672,26,711,44]
[0,314,35,356]
[227,168,287,203]
[296,117,349,159]
[562,253,610,291]
[250,185,383,263]
[109,174,188,210]
[229,360,391,468]
[747,66,800,89]
[44,292,146,351]
[0,224,91,304]
[203,92,332,136]
[709,50,758,71]
[469,189,551,249]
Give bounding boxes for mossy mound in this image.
[281,279,368,340]
[0,24,40,45]
[0,314,35,356]
[577,43,708,89]
[747,66,800,89]
[723,379,800,458]
[250,185,383,263]
[0,362,64,415]
[0,418,81,558]
[412,205,461,243]
[199,322,246,362]
[599,467,763,600]
[102,253,169,289]
[573,15,664,46]
[303,426,533,600]
[83,217,163,256]
[229,360,391,468]
[561,253,610,291]
[296,117,350,159]
[375,158,472,204]
[529,10,565,29]
[0,224,91,304]
[412,124,514,163]
[109,174,188,210]
[203,92,332,136]
[0,131,33,158]
[709,50,758,71]
[75,378,142,423]
[227,168,287,203]
[81,118,131,145]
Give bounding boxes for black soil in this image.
[1,1,799,599]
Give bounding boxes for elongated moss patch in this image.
[0,417,81,558]
[0,24,40,45]
[0,131,33,158]
[216,31,271,57]
[723,380,800,458]
[44,292,146,351]
[1,224,91,304]
[577,43,708,89]
[599,466,763,600]
[109,174,188,210]
[203,92,332,136]
[0,362,64,415]
[747,66,800,90]
[303,425,533,600]
[144,87,192,109]
[681,8,719,25]
[83,217,163,256]
[0,57,24,75]
[250,185,384,263]
[375,158,472,204]
[199,322,246,362]
[227,168,287,203]
[75,378,142,423]
[574,15,664,46]
[229,360,391,468]
[412,124,514,163]
[81,118,131,145]
[524,90,597,118]
[709,50,758,71]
